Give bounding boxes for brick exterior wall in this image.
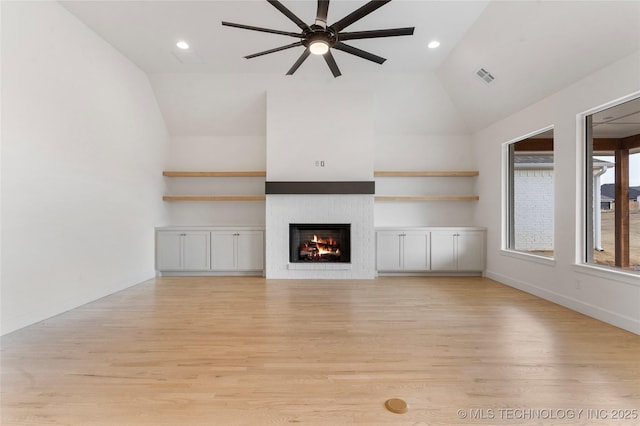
[514,169,554,251]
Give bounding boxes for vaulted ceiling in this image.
[437,1,640,131]
[60,0,640,132]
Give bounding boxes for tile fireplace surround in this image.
[265,192,375,279]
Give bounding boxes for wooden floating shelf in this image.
[164,195,477,201]
[164,171,478,177]
[375,196,479,201]
[165,171,478,177]
[374,171,479,177]
[162,170,480,202]
[163,171,266,177]
[163,196,266,202]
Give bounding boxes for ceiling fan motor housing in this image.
[305,26,337,51]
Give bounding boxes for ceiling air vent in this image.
[476,68,495,84]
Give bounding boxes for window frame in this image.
[579,91,640,278]
[501,125,555,261]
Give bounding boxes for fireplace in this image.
[266,195,374,278]
[289,223,351,263]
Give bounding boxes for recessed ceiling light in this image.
[427,40,440,49]
[176,41,189,50]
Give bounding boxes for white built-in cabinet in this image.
[376,231,430,271]
[156,227,264,275]
[430,230,484,271]
[156,231,211,271]
[376,227,485,274]
[211,230,264,271]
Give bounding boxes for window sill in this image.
[500,249,556,266]
[574,264,640,287]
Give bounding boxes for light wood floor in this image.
[2,277,639,425]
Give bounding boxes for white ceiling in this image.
[437,0,640,131]
[592,97,640,139]
[59,0,640,132]
[60,0,489,75]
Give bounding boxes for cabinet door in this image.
[430,231,457,271]
[376,232,403,271]
[236,231,264,271]
[211,232,236,270]
[402,232,430,271]
[457,231,484,271]
[156,232,183,271]
[183,232,211,271]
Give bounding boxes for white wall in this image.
[152,72,474,227]
[1,1,169,335]
[473,52,640,334]
[267,90,373,181]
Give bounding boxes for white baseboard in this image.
[1,276,156,337]
[485,271,640,335]
[158,271,264,277]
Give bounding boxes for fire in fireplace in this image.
[289,223,351,263]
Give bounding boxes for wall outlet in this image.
[315,160,325,167]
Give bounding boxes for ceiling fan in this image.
[222,0,415,77]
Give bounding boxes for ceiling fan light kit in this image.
[308,34,331,55]
[222,0,415,77]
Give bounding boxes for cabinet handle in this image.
[180,233,187,236]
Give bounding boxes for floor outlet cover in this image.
[385,398,408,414]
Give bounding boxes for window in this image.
[585,96,640,272]
[505,127,555,258]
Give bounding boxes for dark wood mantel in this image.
[265,181,375,195]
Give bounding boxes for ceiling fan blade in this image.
[286,49,311,75]
[245,41,304,59]
[222,21,303,38]
[316,0,330,28]
[333,42,386,64]
[338,27,414,41]
[324,50,342,77]
[330,0,391,32]
[267,0,310,31]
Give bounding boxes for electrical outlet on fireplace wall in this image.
[314,160,325,167]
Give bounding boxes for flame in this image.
[312,235,336,245]
[299,233,342,260]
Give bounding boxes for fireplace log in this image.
[302,241,339,251]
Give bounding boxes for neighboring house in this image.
[513,154,555,252]
[600,183,640,200]
[513,155,614,252]
[600,184,640,211]
[601,195,614,210]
